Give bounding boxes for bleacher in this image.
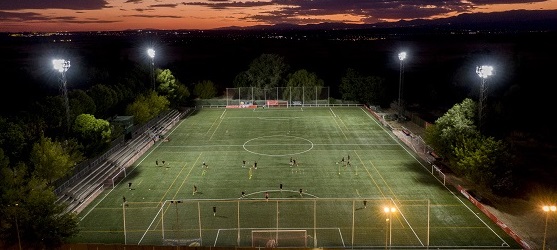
[55,109,190,214]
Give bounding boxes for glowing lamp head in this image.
[398,52,407,61]
[543,205,557,212]
[147,48,155,58]
[52,59,70,73]
[476,65,494,79]
[384,207,396,213]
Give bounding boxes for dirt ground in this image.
[387,115,553,250]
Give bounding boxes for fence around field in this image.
[117,198,430,248]
[224,87,332,107]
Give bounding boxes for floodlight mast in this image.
[147,48,155,91]
[542,205,556,250]
[398,52,407,118]
[53,59,71,132]
[476,65,494,130]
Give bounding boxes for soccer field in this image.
[73,106,521,249]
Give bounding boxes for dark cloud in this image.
[185,0,548,24]
[0,0,109,10]
[150,4,179,8]
[183,1,273,9]
[470,0,547,3]
[0,11,51,21]
[126,14,183,18]
[0,11,119,24]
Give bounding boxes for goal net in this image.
[252,229,307,248]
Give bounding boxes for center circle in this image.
[243,135,314,156]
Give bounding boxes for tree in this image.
[156,69,190,108]
[88,84,118,118]
[68,89,96,118]
[0,118,27,162]
[126,91,170,124]
[424,98,516,192]
[285,69,324,102]
[72,114,111,156]
[424,98,478,163]
[339,68,387,105]
[0,159,79,248]
[193,80,218,99]
[245,54,289,89]
[29,136,78,185]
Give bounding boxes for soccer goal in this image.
[252,229,307,248]
[431,164,446,185]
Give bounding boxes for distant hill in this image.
[218,9,557,32]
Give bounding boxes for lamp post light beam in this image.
[52,59,71,132]
[398,52,407,118]
[476,65,494,130]
[147,48,155,91]
[542,205,556,250]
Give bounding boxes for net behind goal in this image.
[252,229,307,248]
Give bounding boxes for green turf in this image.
[72,107,521,249]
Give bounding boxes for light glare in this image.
[398,52,407,61]
[52,59,70,73]
[476,65,494,78]
[147,48,155,58]
[543,205,557,212]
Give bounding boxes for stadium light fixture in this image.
[52,59,71,132]
[398,52,407,118]
[476,65,494,131]
[384,206,396,248]
[542,205,556,250]
[147,48,156,91]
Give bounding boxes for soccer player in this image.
[156,160,159,166]
[265,192,269,201]
[254,161,258,169]
[213,206,217,216]
[363,200,367,208]
[248,167,253,179]
[280,183,283,191]
[241,191,245,198]
[128,182,132,190]
[193,185,198,195]
[299,188,303,197]
[122,196,126,203]
[289,157,293,167]
[202,162,207,168]
[242,160,246,168]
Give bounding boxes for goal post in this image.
[252,229,307,248]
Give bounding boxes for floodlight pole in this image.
[53,59,71,132]
[542,205,556,250]
[147,49,156,91]
[14,203,22,250]
[398,52,406,118]
[476,65,494,131]
[384,206,396,249]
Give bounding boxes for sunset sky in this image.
[1,0,556,32]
